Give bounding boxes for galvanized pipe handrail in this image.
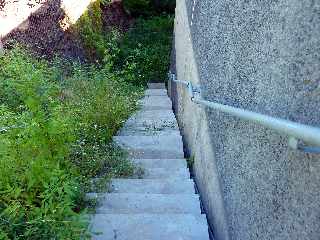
[169,72,320,153]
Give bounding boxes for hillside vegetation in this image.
[0,0,173,239]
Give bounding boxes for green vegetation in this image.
[0,1,173,239]
[115,16,174,85]
[0,46,142,239]
[123,0,152,16]
[75,0,107,62]
[123,0,175,16]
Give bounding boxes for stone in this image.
[94,193,201,214]
[90,213,209,240]
[147,82,166,89]
[139,95,172,110]
[145,89,168,96]
[90,86,209,239]
[132,158,187,169]
[113,135,184,159]
[137,167,190,179]
[122,109,178,131]
[109,178,195,194]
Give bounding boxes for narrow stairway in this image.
[90,83,210,240]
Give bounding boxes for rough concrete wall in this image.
[171,1,230,239]
[171,0,320,240]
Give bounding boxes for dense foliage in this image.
[123,0,175,16]
[115,16,174,85]
[0,1,173,239]
[75,0,107,61]
[0,46,142,239]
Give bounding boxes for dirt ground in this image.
[1,0,133,60]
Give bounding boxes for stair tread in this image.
[90,213,209,240]
[134,167,189,179]
[118,128,180,136]
[93,193,201,214]
[132,158,187,168]
[147,82,166,89]
[113,135,184,159]
[89,86,209,240]
[139,95,172,110]
[109,178,194,194]
[122,109,178,130]
[145,89,168,96]
[114,135,183,150]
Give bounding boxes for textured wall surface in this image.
[171,0,320,239]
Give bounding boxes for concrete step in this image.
[109,179,195,194]
[132,158,187,169]
[122,110,178,130]
[89,84,210,240]
[139,95,172,110]
[113,135,184,159]
[145,89,168,96]
[118,128,180,136]
[90,213,209,240]
[137,167,190,179]
[94,193,201,214]
[147,82,166,89]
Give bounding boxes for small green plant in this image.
[186,155,195,168]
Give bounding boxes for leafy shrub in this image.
[75,0,106,61]
[123,0,153,16]
[0,45,142,238]
[114,16,174,85]
[0,48,88,239]
[123,0,175,16]
[123,0,176,16]
[152,0,175,13]
[63,64,142,178]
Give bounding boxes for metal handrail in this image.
[169,72,320,153]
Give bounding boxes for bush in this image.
[75,0,106,61]
[123,0,175,16]
[151,0,175,13]
[123,0,152,16]
[63,64,142,178]
[0,46,142,239]
[114,16,174,85]
[0,47,88,239]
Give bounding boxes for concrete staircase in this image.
[90,83,210,240]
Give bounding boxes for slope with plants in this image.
[0,0,174,239]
